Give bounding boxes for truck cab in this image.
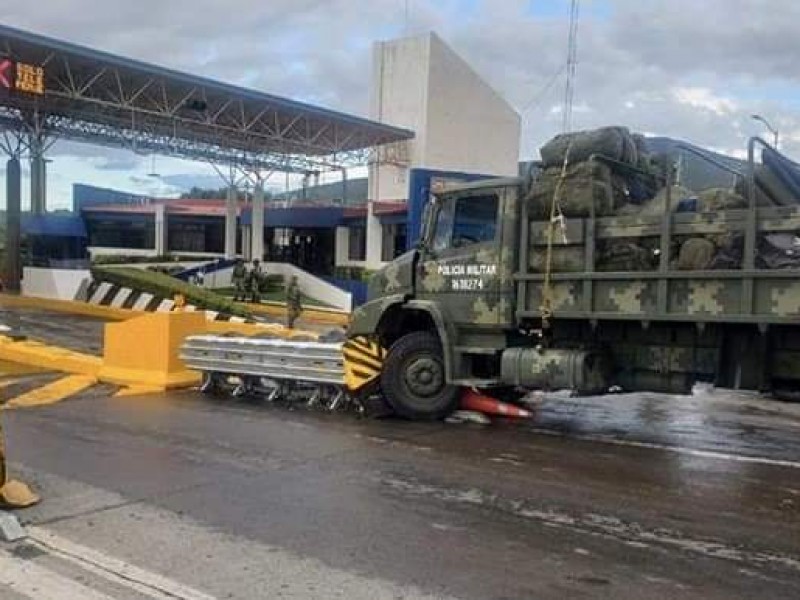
[348,177,524,419]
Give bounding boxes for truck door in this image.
[417,187,509,327]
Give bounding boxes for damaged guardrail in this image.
[180,335,382,411]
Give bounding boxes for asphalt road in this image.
[3,386,800,599]
[0,307,106,355]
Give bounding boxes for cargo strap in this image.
[540,141,573,330]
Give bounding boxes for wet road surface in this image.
[3,387,800,599]
[0,307,105,354]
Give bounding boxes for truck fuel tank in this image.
[501,347,609,395]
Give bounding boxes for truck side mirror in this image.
[418,200,434,250]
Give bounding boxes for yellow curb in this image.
[0,336,102,377]
[3,375,97,409]
[0,359,48,377]
[205,320,319,339]
[114,385,166,398]
[239,301,350,326]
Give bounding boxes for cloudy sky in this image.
[3,0,800,209]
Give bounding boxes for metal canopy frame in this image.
[0,24,413,173]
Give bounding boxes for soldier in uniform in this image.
[249,259,263,304]
[285,275,302,329]
[232,259,247,302]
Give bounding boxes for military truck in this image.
[348,132,800,420]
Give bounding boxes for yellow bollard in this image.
[0,410,40,509]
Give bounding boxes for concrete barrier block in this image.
[99,311,206,389]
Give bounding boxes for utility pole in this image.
[563,0,580,133]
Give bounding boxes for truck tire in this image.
[381,331,459,420]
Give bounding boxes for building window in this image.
[382,223,408,261]
[348,226,366,261]
[86,216,155,250]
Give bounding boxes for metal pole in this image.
[341,168,348,205]
[252,180,265,262]
[5,158,22,294]
[225,183,238,259]
[29,134,47,214]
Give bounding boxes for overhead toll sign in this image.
[15,61,44,95]
[0,58,45,95]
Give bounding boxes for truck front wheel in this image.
[381,331,459,420]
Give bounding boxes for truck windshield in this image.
[432,193,499,252]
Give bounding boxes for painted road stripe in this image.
[28,526,216,600]
[530,428,800,470]
[4,375,96,409]
[0,550,114,600]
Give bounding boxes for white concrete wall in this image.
[262,262,352,312]
[88,247,157,259]
[366,32,521,268]
[22,267,90,300]
[370,32,520,178]
[88,247,225,260]
[371,36,429,171]
[424,34,520,176]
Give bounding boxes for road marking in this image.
[4,375,96,409]
[27,526,216,600]
[382,475,800,573]
[529,427,800,470]
[0,549,115,600]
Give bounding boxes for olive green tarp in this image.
[527,161,625,218]
[539,126,639,169]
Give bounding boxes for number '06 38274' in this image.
[451,279,484,291]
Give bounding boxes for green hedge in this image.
[92,254,221,265]
[90,266,251,318]
[332,266,376,282]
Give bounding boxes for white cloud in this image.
[4,0,800,208]
[672,87,738,116]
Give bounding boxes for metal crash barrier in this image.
[180,335,380,412]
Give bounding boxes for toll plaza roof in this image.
[0,24,413,173]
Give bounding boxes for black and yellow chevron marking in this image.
[342,336,386,391]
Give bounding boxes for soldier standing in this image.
[249,259,263,304]
[286,275,302,329]
[232,259,247,301]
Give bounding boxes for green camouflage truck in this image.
[348,131,800,420]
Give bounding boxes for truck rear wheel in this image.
[381,331,459,420]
